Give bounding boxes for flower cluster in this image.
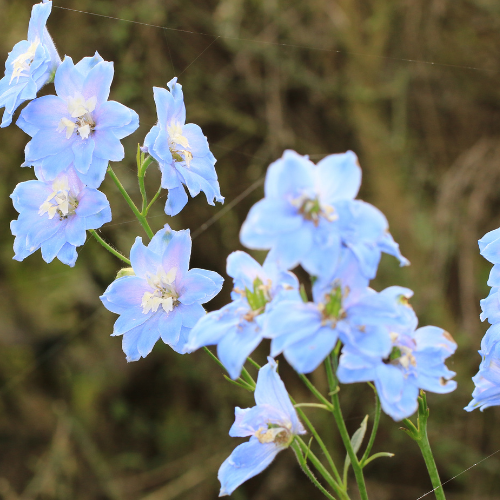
[466,228,500,411]
[188,149,457,422]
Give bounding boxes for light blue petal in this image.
[217,323,263,379]
[74,52,104,76]
[113,306,154,336]
[254,358,305,434]
[183,123,209,156]
[158,308,182,346]
[266,224,313,270]
[227,251,264,289]
[152,86,177,127]
[178,271,222,305]
[165,186,188,216]
[166,77,186,124]
[27,1,52,41]
[188,269,224,302]
[315,150,361,202]
[10,180,50,212]
[25,128,73,161]
[35,149,75,181]
[218,438,279,497]
[147,224,174,255]
[76,188,110,217]
[130,237,162,279]
[93,129,124,161]
[93,101,136,132]
[64,216,86,247]
[171,326,192,354]
[264,150,314,200]
[82,60,114,106]
[84,207,112,229]
[72,137,95,174]
[56,242,78,267]
[77,156,108,188]
[54,56,84,101]
[40,227,67,263]
[19,95,67,128]
[185,303,241,351]
[176,302,206,328]
[136,313,162,358]
[161,227,191,277]
[488,264,500,287]
[282,327,338,374]
[101,276,150,313]
[230,404,290,437]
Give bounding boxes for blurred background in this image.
[0,0,499,498]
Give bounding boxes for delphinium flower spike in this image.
[0,0,61,127]
[218,357,306,496]
[143,77,224,216]
[100,225,224,361]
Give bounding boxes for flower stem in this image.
[138,155,155,213]
[325,355,369,500]
[401,392,446,500]
[145,186,162,215]
[291,440,340,500]
[298,373,334,410]
[107,166,154,239]
[360,384,381,467]
[89,230,131,265]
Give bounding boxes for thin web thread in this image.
[415,449,500,499]
[52,5,494,73]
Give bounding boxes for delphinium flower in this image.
[185,251,300,379]
[218,357,306,496]
[100,225,224,361]
[465,324,500,411]
[0,0,61,127]
[143,77,224,216]
[17,53,139,188]
[240,149,408,280]
[265,249,409,374]
[10,165,111,267]
[338,290,457,421]
[466,227,500,411]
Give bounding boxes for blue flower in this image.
[17,53,139,188]
[0,0,61,127]
[240,149,408,279]
[143,77,223,216]
[465,324,500,411]
[218,358,305,496]
[10,165,111,267]
[338,315,457,421]
[185,251,299,379]
[266,250,408,374]
[100,225,224,361]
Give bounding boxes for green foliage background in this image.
[0,0,499,498]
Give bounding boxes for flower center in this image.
[141,267,179,314]
[319,285,347,326]
[58,94,97,140]
[167,122,193,167]
[234,277,272,322]
[38,178,78,220]
[255,422,292,446]
[10,38,40,84]
[384,333,417,371]
[291,194,337,226]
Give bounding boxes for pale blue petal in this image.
[56,242,78,267]
[226,251,264,289]
[266,224,313,270]
[93,129,124,161]
[176,302,206,328]
[10,180,50,212]
[113,306,154,336]
[72,138,95,174]
[137,314,162,358]
[188,269,224,302]
[158,308,182,346]
[27,1,52,41]
[82,61,114,106]
[64,216,86,246]
[171,326,192,354]
[315,150,361,202]
[84,207,112,229]
[165,186,188,216]
[488,264,500,287]
[178,271,222,305]
[19,95,67,128]
[166,77,186,124]
[130,237,162,279]
[161,228,191,277]
[54,57,84,100]
[77,156,108,188]
[76,188,110,217]
[218,438,279,496]
[147,224,174,255]
[230,405,289,437]
[25,128,73,161]
[101,276,150,313]
[74,52,104,76]
[217,323,263,379]
[152,86,177,127]
[183,123,209,156]
[40,228,67,263]
[283,327,338,374]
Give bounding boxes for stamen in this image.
[10,38,40,84]
[38,177,78,220]
[141,267,179,314]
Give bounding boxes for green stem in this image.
[292,400,344,490]
[145,186,162,215]
[138,156,155,213]
[298,373,335,410]
[360,385,381,466]
[89,230,131,265]
[325,356,369,500]
[291,440,339,500]
[107,166,154,239]
[401,393,446,500]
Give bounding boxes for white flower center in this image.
[255,422,292,446]
[387,333,417,372]
[10,38,40,84]
[167,122,193,167]
[38,177,78,220]
[141,267,179,314]
[58,94,97,140]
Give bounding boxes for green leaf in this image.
[362,452,395,467]
[344,415,369,476]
